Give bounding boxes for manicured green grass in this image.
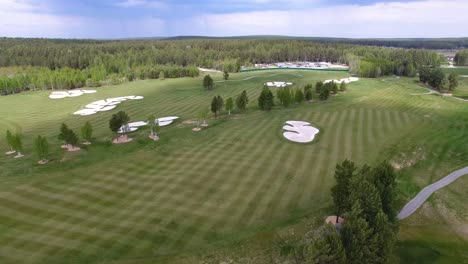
[0,71,467,263]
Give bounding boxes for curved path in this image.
[398,166,468,220]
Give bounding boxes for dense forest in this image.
[0,38,444,95]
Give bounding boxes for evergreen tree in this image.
[236,90,249,111]
[305,224,346,264]
[211,96,219,118]
[81,121,93,143]
[319,84,330,100]
[216,95,224,114]
[331,81,339,94]
[225,97,234,115]
[340,82,347,92]
[331,160,357,220]
[12,132,24,156]
[159,71,165,80]
[203,74,214,90]
[65,129,79,146]
[295,88,305,104]
[58,123,69,143]
[109,111,130,135]
[277,87,292,107]
[341,202,377,264]
[258,86,274,111]
[370,161,397,223]
[5,129,15,152]
[34,135,49,162]
[223,70,229,80]
[304,84,313,101]
[349,176,382,225]
[315,81,323,94]
[372,210,396,263]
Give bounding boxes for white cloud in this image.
[182,0,468,38]
[114,0,168,9]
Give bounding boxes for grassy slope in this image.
[0,71,466,263]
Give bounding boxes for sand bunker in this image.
[283,121,319,143]
[74,96,143,116]
[264,81,293,87]
[324,77,359,84]
[49,90,96,99]
[117,116,179,134]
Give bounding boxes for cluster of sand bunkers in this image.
[264,81,293,87]
[283,121,320,143]
[49,90,97,99]
[117,117,179,133]
[324,77,359,84]
[47,74,360,143]
[73,96,144,116]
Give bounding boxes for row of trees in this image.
[210,90,249,117]
[0,64,199,95]
[419,67,458,92]
[301,160,399,263]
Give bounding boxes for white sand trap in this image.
[157,116,179,127]
[324,77,359,84]
[118,121,149,134]
[118,126,139,134]
[283,121,320,143]
[74,96,144,116]
[49,89,97,99]
[264,81,293,87]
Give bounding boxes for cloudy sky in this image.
[0,0,467,39]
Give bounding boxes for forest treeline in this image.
[0,38,444,95]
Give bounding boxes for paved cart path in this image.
[398,166,468,220]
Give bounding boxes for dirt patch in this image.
[14,153,24,159]
[82,141,92,145]
[37,159,49,165]
[113,135,133,144]
[192,127,202,132]
[5,150,15,155]
[148,135,160,141]
[391,147,426,170]
[66,145,81,152]
[182,120,198,125]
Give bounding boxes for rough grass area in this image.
[0,71,467,263]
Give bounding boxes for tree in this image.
[58,123,69,143]
[319,84,330,101]
[12,132,24,157]
[304,84,313,101]
[258,86,274,111]
[277,87,292,107]
[225,97,234,115]
[330,81,339,94]
[210,95,224,117]
[34,135,49,162]
[341,202,377,264]
[147,114,158,137]
[295,88,305,104]
[340,82,347,92]
[331,160,357,221]
[448,73,458,91]
[159,71,165,80]
[223,70,229,80]
[203,74,214,90]
[65,128,79,146]
[370,161,397,223]
[81,121,93,143]
[236,90,249,111]
[349,176,382,225]
[315,81,323,94]
[5,130,15,153]
[109,111,130,135]
[305,224,346,264]
[372,210,396,263]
